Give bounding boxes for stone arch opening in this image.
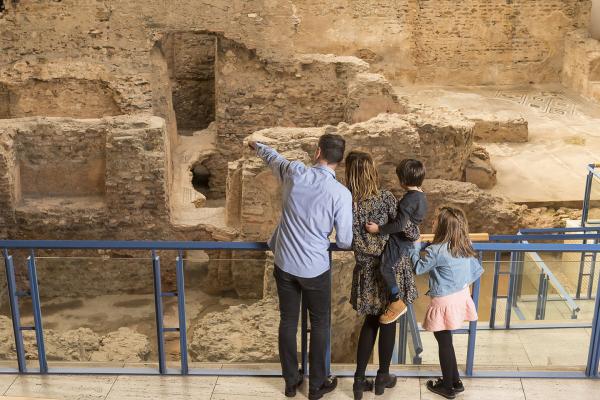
[191,161,211,196]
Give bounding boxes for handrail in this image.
[3,240,600,252]
[490,234,600,241]
[519,227,600,234]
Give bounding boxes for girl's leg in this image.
[433,330,455,390]
[377,320,397,373]
[355,315,379,378]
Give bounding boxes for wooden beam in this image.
[420,233,489,242]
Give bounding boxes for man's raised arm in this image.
[249,141,306,181]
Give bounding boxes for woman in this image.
[346,151,418,400]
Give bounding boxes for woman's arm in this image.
[410,243,439,275]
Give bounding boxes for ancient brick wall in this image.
[0,1,590,97]
[290,0,590,84]
[213,38,402,195]
[407,0,590,84]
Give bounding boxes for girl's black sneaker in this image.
[426,378,456,399]
[352,376,373,400]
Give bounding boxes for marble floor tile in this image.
[210,376,420,400]
[522,378,600,400]
[0,375,17,395]
[4,375,116,400]
[106,375,217,400]
[518,329,590,368]
[211,376,285,398]
[419,378,525,400]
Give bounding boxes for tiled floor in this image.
[0,374,599,400]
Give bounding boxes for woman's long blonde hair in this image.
[432,206,477,258]
[345,151,380,202]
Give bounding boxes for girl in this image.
[346,151,418,400]
[410,206,483,399]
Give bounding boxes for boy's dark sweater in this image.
[379,190,427,238]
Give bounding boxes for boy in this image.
[366,159,427,324]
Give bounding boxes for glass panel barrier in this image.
[34,252,157,371]
[179,250,279,372]
[0,246,597,376]
[474,256,593,372]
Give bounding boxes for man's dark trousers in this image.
[274,265,330,392]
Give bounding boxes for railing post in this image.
[152,250,167,374]
[176,252,188,375]
[27,251,47,373]
[586,250,600,377]
[505,251,517,329]
[396,314,408,364]
[466,252,483,376]
[588,250,597,300]
[535,273,549,320]
[466,275,481,376]
[406,304,423,365]
[3,250,26,372]
[489,251,501,329]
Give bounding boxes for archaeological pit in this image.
[0,0,600,369]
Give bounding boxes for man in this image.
[249,134,353,400]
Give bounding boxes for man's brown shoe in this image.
[379,299,407,324]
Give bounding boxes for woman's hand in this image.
[365,222,380,234]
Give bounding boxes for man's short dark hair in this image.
[396,159,425,187]
[318,134,345,164]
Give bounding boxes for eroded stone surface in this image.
[421,179,525,234]
[0,316,150,362]
[465,145,498,189]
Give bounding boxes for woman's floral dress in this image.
[350,190,419,316]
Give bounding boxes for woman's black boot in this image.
[352,376,373,400]
[374,370,397,395]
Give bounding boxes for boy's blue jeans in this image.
[380,235,412,302]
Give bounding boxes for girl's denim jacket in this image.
[410,242,484,297]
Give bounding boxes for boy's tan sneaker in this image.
[379,299,408,324]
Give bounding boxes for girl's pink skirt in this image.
[423,287,478,332]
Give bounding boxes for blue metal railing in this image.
[1,239,600,379]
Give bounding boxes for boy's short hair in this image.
[318,134,345,164]
[396,159,426,187]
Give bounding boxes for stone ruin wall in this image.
[0,1,592,89]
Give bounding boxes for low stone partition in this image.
[0,115,171,240]
[469,111,529,143]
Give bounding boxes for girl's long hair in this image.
[432,206,477,258]
[345,151,380,202]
